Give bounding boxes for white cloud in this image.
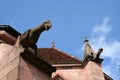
[92,17,112,37]
[91,17,120,62]
[90,17,120,79]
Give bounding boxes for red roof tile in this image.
[38,48,82,64]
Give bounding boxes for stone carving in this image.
[84,37,103,62]
[17,20,52,56]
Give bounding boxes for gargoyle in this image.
[17,20,52,56]
[84,37,103,63]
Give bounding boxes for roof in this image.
[0,25,21,45]
[38,47,112,79]
[0,25,21,38]
[104,73,113,80]
[38,48,82,64]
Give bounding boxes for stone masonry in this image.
[0,43,24,80]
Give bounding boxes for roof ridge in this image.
[54,48,82,62]
[38,47,82,63]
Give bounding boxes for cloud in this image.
[92,17,112,37]
[91,17,120,62]
[90,17,120,79]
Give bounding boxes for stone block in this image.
[0,43,24,80]
[0,56,19,79]
[18,57,52,80]
[1,76,7,80]
[0,44,15,79]
[52,61,105,80]
[18,66,35,80]
[0,54,8,71]
[7,67,18,80]
[83,61,105,80]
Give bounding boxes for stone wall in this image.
[52,61,105,80]
[0,43,53,80]
[0,43,24,80]
[18,57,52,80]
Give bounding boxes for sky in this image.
[0,0,120,79]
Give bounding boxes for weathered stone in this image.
[0,23,55,80]
[18,20,51,56]
[0,43,24,80]
[83,61,105,80]
[1,76,7,80]
[52,61,105,80]
[84,38,103,63]
[18,57,52,80]
[7,67,18,80]
[0,43,15,71]
[0,56,19,79]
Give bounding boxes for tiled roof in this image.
[38,48,82,64]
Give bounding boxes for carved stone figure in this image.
[84,37,103,62]
[18,20,52,56]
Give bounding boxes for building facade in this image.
[0,25,112,80]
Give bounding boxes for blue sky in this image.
[0,0,120,79]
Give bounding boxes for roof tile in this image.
[38,48,82,64]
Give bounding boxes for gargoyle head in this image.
[98,48,103,53]
[44,20,52,30]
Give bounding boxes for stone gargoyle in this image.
[84,37,103,63]
[16,20,52,56]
